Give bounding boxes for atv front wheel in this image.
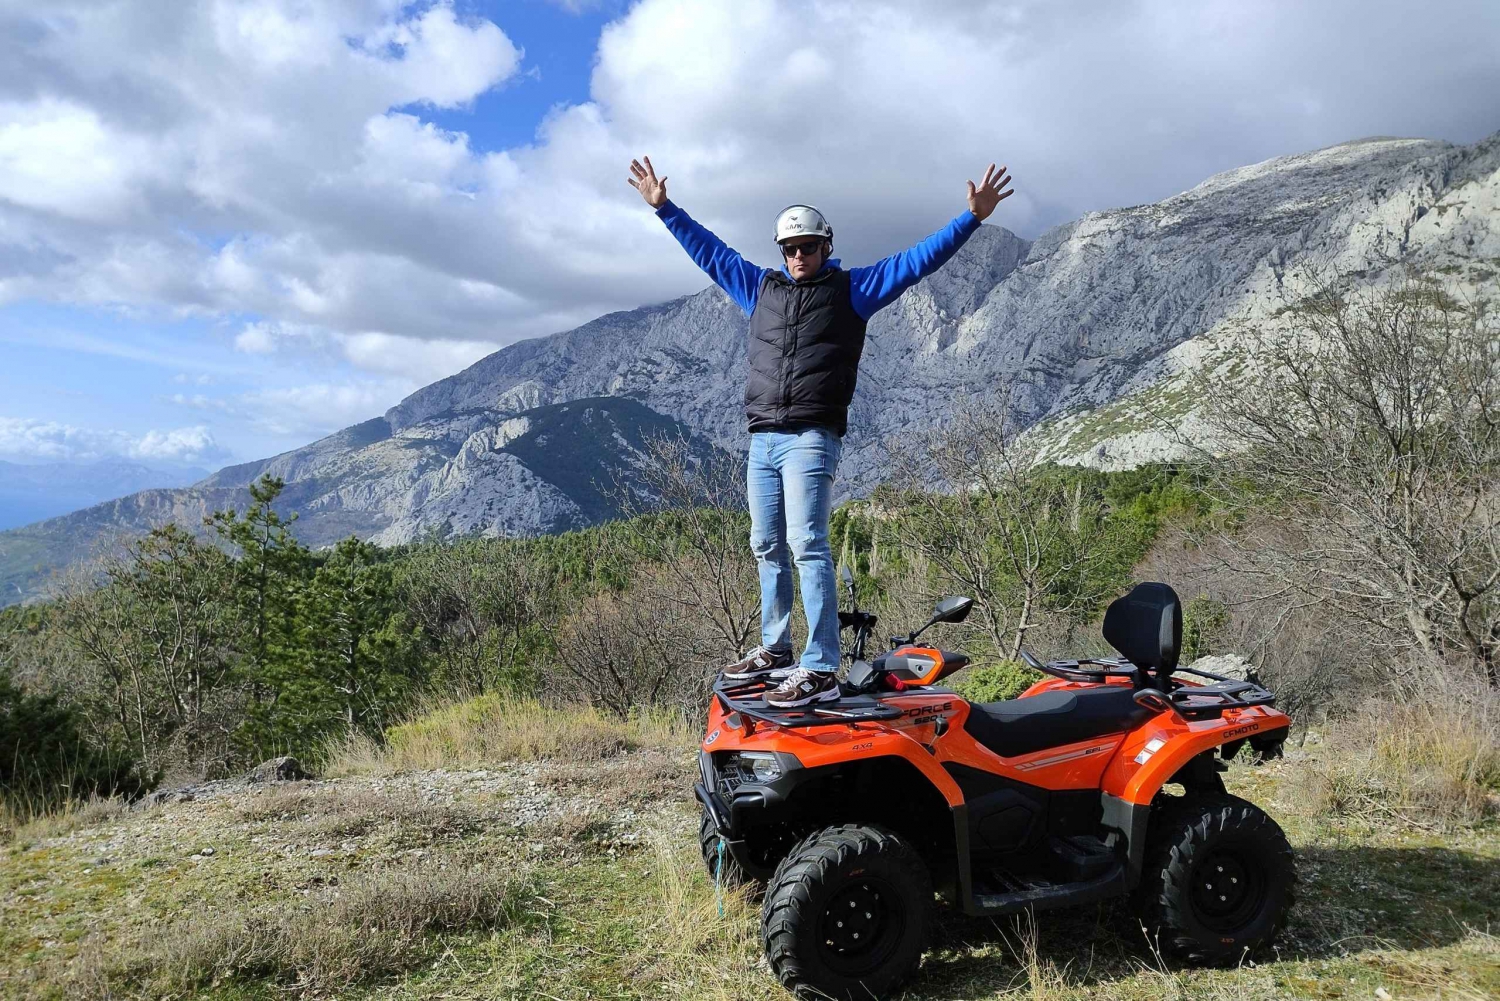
[761,824,930,1001]
[699,809,750,888]
[1134,794,1295,965]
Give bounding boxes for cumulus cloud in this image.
[169,375,429,439]
[0,0,1496,367]
[0,417,227,464]
[237,381,417,437]
[231,318,494,387]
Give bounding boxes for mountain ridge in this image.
[3,131,1497,603]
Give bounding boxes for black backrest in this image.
[1101,582,1182,686]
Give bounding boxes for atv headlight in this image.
[738,751,783,784]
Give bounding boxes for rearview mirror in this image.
[840,564,854,586]
[932,595,973,624]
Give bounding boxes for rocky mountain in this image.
[0,399,716,601]
[0,459,208,532]
[3,132,1497,602]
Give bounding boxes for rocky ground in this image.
[4,737,1499,1000]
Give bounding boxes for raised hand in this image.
[628,156,669,209]
[966,163,1013,222]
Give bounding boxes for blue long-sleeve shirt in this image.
[655,200,980,320]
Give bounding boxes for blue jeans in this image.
[747,427,843,674]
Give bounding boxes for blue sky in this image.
[1,0,1497,470]
[1,0,627,464]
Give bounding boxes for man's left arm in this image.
[848,211,981,320]
[849,163,1013,320]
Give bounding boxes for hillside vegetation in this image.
[3,698,1498,1000]
[2,280,1498,998]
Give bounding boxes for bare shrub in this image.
[397,537,558,693]
[54,525,244,774]
[1288,668,1500,829]
[1140,521,1383,723]
[886,393,1124,663]
[613,435,758,664]
[1203,275,1500,686]
[554,564,724,716]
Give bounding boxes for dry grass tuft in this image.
[539,752,694,807]
[1358,925,1500,1001]
[1289,681,1500,829]
[323,693,698,775]
[633,830,775,1000]
[2,794,130,845]
[34,858,535,998]
[232,781,497,839]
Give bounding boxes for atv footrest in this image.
[1047,834,1115,881]
[967,860,1127,917]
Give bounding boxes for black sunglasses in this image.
[780,240,824,259]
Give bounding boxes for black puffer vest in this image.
[745,267,867,436]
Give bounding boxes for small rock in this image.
[1186,653,1255,681]
[248,756,310,783]
[201,847,215,857]
[134,788,195,811]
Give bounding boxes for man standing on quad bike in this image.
[628,156,1014,708]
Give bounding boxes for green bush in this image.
[0,670,154,814]
[1182,594,1230,662]
[950,660,1040,703]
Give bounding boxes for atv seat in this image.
[963,686,1154,759]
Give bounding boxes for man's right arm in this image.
[656,201,765,316]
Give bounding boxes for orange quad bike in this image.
[696,576,1295,1000]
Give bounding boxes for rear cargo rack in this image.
[713,674,904,728]
[1022,650,1278,720]
[1168,666,1276,720]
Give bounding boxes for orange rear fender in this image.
[1100,706,1291,805]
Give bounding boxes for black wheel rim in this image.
[816,877,905,976]
[1190,846,1268,933]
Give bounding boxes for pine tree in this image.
[208,475,310,757]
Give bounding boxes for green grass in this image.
[4,719,1499,1000]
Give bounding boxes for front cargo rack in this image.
[712,674,904,728]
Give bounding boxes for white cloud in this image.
[338,331,496,384]
[234,322,278,354]
[238,380,415,437]
[0,98,163,223]
[131,425,222,463]
[0,416,226,464]
[230,317,494,387]
[0,0,1496,368]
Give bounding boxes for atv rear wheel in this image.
[761,824,930,1001]
[699,809,750,888]
[1133,794,1295,965]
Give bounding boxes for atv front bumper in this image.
[696,750,809,874]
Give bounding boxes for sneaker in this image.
[722,646,795,680]
[765,668,841,708]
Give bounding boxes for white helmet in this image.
[773,204,833,244]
